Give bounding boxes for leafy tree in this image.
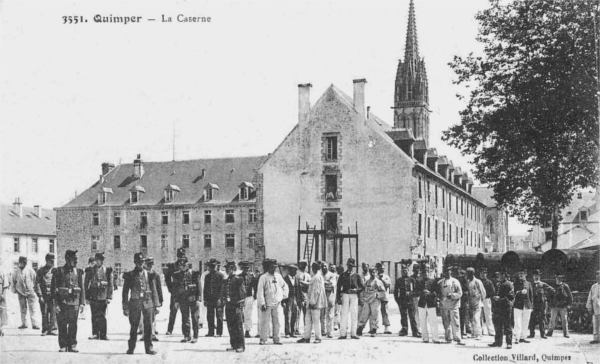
[445,0,599,249]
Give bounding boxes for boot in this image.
[357,326,364,336]
[546,329,553,337]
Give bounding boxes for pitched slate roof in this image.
[61,156,268,208]
[1,204,56,236]
[471,187,497,208]
[561,189,597,223]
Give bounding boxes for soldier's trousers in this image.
[128,300,153,353]
[226,303,245,350]
[380,300,391,328]
[0,294,7,329]
[206,301,223,335]
[460,303,471,335]
[320,291,335,335]
[18,293,38,327]
[243,296,254,332]
[90,300,108,338]
[167,295,178,333]
[398,300,419,335]
[441,307,461,342]
[529,308,547,337]
[284,297,298,336]
[492,311,513,346]
[40,299,57,334]
[57,304,79,349]
[180,300,199,339]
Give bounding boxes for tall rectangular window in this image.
[449,194,452,210]
[435,220,438,239]
[114,212,121,226]
[182,235,190,248]
[442,189,446,208]
[418,177,422,198]
[449,224,453,243]
[140,212,148,227]
[49,239,55,253]
[204,210,212,224]
[456,226,459,244]
[32,238,38,253]
[442,222,446,241]
[92,235,100,251]
[456,197,459,213]
[183,211,190,225]
[581,210,588,221]
[204,234,212,248]
[225,234,235,248]
[427,181,431,202]
[435,186,438,206]
[427,217,431,238]
[225,209,235,223]
[249,208,257,223]
[93,212,99,226]
[418,214,422,236]
[325,175,338,200]
[114,263,122,280]
[461,199,464,215]
[161,211,169,224]
[114,235,121,250]
[249,233,256,248]
[140,235,148,249]
[326,136,338,160]
[161,235,168,249]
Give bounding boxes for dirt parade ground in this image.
[0,290,598,364]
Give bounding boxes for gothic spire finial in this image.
[404,0,419,64]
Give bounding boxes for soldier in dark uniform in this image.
[172,258,201,343]
[394,264,420,337]
[457,269,471,338]
[528,269,554,339]
[238,261,255,338]
[139,257,163,341]
[51,250,85,352]
[489,270,515,349]
[223,261,246,352]
[283,264,301,338]
[35,253,57,336]
[122,253,159,355]
[165,247,186,335]
[81,257,95,322]
[85,252,113,340]
[203,258,224,337]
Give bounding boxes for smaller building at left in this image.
[0,198,57,272]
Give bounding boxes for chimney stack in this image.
[13,197,23,217]
[34,205,42,218]
[298,84,312,125]
[101,162,115,175]
[133,154,144,179]
[353,79,367,118]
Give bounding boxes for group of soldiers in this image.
[1,249,599,355]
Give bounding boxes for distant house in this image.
[0,198,57,272]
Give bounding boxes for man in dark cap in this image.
[394,264,419,337]
[283,264,301,338]
[85,252,113,340]
[35,253,57,336]
[416,264,439,343]
[479,268,496,336]
[513,267,533,344]
[122,253,159,355]
[143,257,162,341]
[238,261,255,338]
[204,258,225,337]
[51,250,85,352]
[336,258,363,339]
[547,273,573,338]
[165,247,186,335]
[12,256,39,330]
[223,261,246,352]
[81,257,95,321]
[528,269,554,339]
[172,258,200,343]
[489,270,514,349]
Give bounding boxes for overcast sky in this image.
[0,0,530,234]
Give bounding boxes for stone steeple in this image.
[393,0,430,145]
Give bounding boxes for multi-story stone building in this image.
[1,198,57,272]
[56,156,267,274]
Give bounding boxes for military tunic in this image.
[51,265,85,350]
[203,270,225,336]
[122,268,159,353]
[173,269,200,339]
[492,280,514,346]
[223,273,246,350]
[85,265,113,339]
[35,265,58,334]
[394,276,419,336]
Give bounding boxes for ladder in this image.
[303,224,316,262]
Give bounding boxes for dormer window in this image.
[580,210,588,221]
[164,184,180,203]
[98,187,113,205]
[204,183,219,201]
[238,182,254,201]
[129,185,146,204]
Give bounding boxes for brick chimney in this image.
[34,205,42,218]
[353,79,367,118]
[133,154,144,179]
[298,84,312,125]
[13,197,23,217]
[101,162,115,175]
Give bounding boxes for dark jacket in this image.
[336,271,364,302]
[84,265,113,301]
[283,274,302,302]
[149,269,163,305]
[493,280,514,313]
[35,265,54,299]
[239,271,254,298]
[532,281,554,310]
[164,261,180,294]
[222,273,246,305]
[481,277,495,299]
[550,282,573,308]
[51,265,86,306]
[203,270,224,302]
[394,276,416,303]
[172,269,200,304]
[513,279,533,310]
[122,268,159,310]
[416,277,438,308]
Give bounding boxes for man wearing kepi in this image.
[85,252,113,341]
[172,258,200,343]
[51,249,85,353]
[466,267,486,340]
[12,256,39,330]
[438,266,464,345]
[336,258,363,340]
[528,269,554,339]
[488,270,514,349]
[547,273,573,338]
[36,253,58,336]
[416,264,439,343]
[204,258,225,337]
[165,247,186,335]
[394,264,420,337]
[257,259,288,345]
[513,268,533,344]
[122,253,159,355]
[223,261,246,352]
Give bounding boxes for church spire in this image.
[404,0,419,64]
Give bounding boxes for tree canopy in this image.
[445,0,599,248]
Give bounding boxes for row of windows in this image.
[91,233,257,251]
[418,177,483,222]
[13,238,55,254]
[418,214,482,248]
[92,209,258,226]
[100,186,254,205]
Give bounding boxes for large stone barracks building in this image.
[56,0,507,278]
